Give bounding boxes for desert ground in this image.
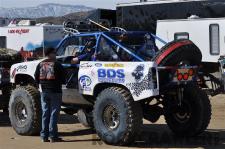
[0,94,225,149]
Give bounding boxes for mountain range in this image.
[0,3,94,18]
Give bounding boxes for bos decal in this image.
[98,69,125,83]
[79,75,92,91]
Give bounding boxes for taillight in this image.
[177,73,183,81]
[183,73,189,80]
[176,68,195,81]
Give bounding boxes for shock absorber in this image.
[177,87,184,106]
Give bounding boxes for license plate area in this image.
[173,68,196,82]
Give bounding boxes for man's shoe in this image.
[50,137,63,143]
[41,138,49,142]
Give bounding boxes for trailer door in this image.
[0,36,6,48]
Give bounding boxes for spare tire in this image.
[152,39,202,85]
[153,39,202,66]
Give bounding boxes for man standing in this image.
[35,47,65,143]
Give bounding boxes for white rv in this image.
[156,17,225,63]
[0,20,64,57]
[156,17,225,95]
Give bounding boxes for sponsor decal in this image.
[95,63,102,67]
[132,64,144,82]
[80,63,92,69]
[98,69,125,83]
[127,65,154,97]
[79,75,92,91]
[104,63,124,68]
[8,29,30,35]
[16,65,27,72]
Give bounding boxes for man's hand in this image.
[71,57,79,64]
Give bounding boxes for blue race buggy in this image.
[9,21,211,145]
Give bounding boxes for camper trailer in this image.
[156,17,225,63]
[0,20,64,57]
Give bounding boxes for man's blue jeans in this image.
[40,92,62,139]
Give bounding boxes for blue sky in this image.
[0,0,137,9]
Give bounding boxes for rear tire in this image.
[9,86,41,135]
[93,87,143,145]
[163,85,211,137]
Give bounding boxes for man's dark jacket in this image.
[34,59,65,93]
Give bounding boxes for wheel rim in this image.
[15,98,28,126]
[172,101,192,124]
[103,104,120,130]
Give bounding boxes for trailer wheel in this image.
[163,85,211,137]
[93,87,142,145]
[9,86,41,135]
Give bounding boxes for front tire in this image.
[93,87,143,145]
[163,85,211,137]
[9,86,41,135]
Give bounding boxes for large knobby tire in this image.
[93,87,143,145]
[9,86,41,135]
[163,85,211,137]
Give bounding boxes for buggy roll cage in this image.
[57,19,168,64]
[59,20,198,87]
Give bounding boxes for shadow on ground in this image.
[130,124,225,149]
[1,112,225,148]
[57,120,225,148]
[59,123,225,148]
[58,113,79,124]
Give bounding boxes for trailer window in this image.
[209,24,220,55]
[174,32,189,40]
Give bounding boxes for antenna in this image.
[87,19,110,31]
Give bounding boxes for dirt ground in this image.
[0,95,225,149]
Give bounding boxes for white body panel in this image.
[10,59,44,83]
[156,18,225,63]
[78,61,159,101]
[0,25,64,52]
[11,60,159,102]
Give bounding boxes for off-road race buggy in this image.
[8,21,211,145]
